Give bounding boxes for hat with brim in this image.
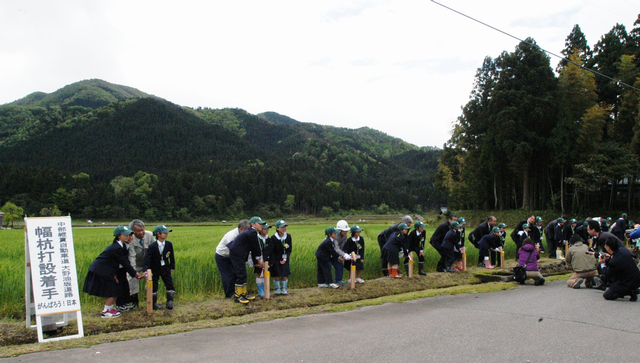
[249,216,266,225]
[262,223,272,229]
[113,225,134,236]
[152,225,173,235]
[414,221,425,229]
[350,225,363,233]
[491,227,500,233]
[325,226,338,236]
[275,220,288,228]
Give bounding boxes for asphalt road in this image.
[4,280,639,362]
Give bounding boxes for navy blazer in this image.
[88,241,137,278]
[316,237,339,262]
[143,240,175,273]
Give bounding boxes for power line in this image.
[430,0,640,93]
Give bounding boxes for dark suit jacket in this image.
[143,240,175,274]
[469,221,490,247]
[89,241,137,278]
[604,247,640,289]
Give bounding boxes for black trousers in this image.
[441,247,456,269]
[378,235,387,271]
[230,252,248,286]
[432,243,446,271]
[117,269,131,304]
[603,282,636,300]
[317,258,333,284]
[152,267,174,292]
[215,253,236,298]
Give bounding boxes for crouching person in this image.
[599,237,640,301]
[516,237,545,286]
[143,225,176,310]
[565,234,597,289]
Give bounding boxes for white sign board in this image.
[25,216,83,342]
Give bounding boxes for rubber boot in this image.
[131,293,139,308]
[243,285,256,301]
[166,290,175,310]
[256,279,265,298]
[392,268,403,278]
[274,280,281,295]
[152,292,163,310]
[281,279,288,295]
[234,285,249,304]
[484,257,494,269]
[418,262,427,275]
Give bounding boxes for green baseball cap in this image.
[497,223,507,228]
[557,217,566,223]
[350,225,363,233]
[450,221,461,229]
[535,216,543,223]
[414,221,425,229]
[397,223,410,230]
[275,219,288,228]
[152,225,173,235]
[325,227,338,236]
[249,216,266,225]
[491,227,500,233]
[457,217,466,225]
[522,223,530,229]
[262,223,272,229]
[113,225,134,236]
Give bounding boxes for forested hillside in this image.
[0,80,443,221]
[437,18,640,214]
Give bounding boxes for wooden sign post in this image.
[462,252,467,272]
[146,269,153,314]
[500,250,505,268]
[350,253,356,290]
[264,261,271,300]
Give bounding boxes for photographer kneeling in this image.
[598,237,640,301]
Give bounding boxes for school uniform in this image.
[316,237,340,284]
[491,231,506,266]
[554,224,565,252]
[478,234,501,262]
[84,240,137,298]
[405,229,426,264]
[510,220,528,247]
[382,232,409,266]
[530,224,543,250]
[267,233,292,277]
[517,230,529,251]
[440,229,461,270]
[378,223,400,272]
[563,224,576,245]
[343,236,365,271]
[143,239,175,292]
[430,221,450,271]
[228,227,262,287]
[545,220,559,258]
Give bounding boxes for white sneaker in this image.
[345,279,351,283]
[356,278,365,284]
[318,283,329,288]
[101,309,121,319]
[329,283,339,289]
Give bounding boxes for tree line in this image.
[437,18,640,214]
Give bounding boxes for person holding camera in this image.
[597,237,640,301]
[565,234,598,289]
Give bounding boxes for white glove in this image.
[343,254,351,260]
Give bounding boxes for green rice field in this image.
[0,224,519,319]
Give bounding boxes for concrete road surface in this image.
[3,280,639,362]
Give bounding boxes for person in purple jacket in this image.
[515,237,545,286]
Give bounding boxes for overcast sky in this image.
[1,1,638,148]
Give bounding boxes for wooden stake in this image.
[264,261,270,300]
[408,258,414,278]
[146,269,153,314]
[500,250,505,268]
[462,252,467,272]
[350,253,356,290]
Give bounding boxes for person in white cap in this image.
[332,220,352,283]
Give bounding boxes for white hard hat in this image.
[336,220,350,231]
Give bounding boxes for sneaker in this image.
[337,280,348,284]
[123,303,135,309]
[101,309,121,319]
[356,278,365,284]
[573,278,584,289]
[328,283,339,289]
[116,305,130,312]
[345,279,351,284]
[318,283,329,288]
